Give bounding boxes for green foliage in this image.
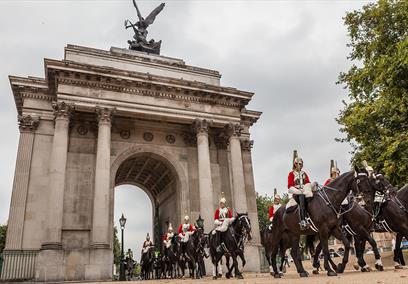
[113,226,121,266]
[0,224,7,254]
[337,0,408,188]
[256,192,288,229]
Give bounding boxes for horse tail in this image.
[306,234,316,256]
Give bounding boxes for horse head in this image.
[195,215,205,231]
[352,166,374,207]
[370,172,398,196]
[236,212,252,241]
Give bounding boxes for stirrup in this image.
[299,220,309,230]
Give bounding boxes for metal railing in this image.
[0,250,37,281]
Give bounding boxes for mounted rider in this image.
[142,233,154,254]
[213,194,233,252]
[162,223,174,249]
[324,160,340,186]
[268,194,281,230]
[178,215,196,257]
[287,150,313,230]
[126,248,134,260]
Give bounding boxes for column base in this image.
[41,242,63,250]
[243,243,262,273]
[35,247,113,281]
[85,247,113,280]
[36,249,65,281]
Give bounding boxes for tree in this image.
[113,226,121,268]
[337,0,408,188]
[0,224,7,253]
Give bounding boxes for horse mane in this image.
[323,170,355,191]
[397,184,408,203]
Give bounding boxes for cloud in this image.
[0,1,370,248]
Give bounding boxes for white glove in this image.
[214,219,222,226]
[269,217,273,222]
[289,186,303,195]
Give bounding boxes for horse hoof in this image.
[212,276,217,280]
[279,272,284,276]
[327,271,337,277]
[299,271,309,277]
[312,269,319,275]
[395,265,404,270]
[270,272,274,276]
[337,263,345,274]
[353,263,360,270]
[218,273,223,278]
[226,273,230,279]
[375,264,384,271]
[274,273,281,278]
[237,274,244,279]
[361,266,371,272]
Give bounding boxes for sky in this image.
[0,0,373,260]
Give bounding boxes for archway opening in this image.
[114,184,153,262]
[112,152,182,263]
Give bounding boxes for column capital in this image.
[96,106,115,124]
[52,101,74,120]
[192,119,212,135]
[225,122,243,138]
[18,115,39,132]
[241,139,254,151]
[213,128,229,150]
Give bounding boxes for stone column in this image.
[226,123,248,213]
[5,115,39,250]
[42,102,73,249]
[91,107,113,248]
[193,119,214,230]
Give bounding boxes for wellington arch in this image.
[1,45,262,281]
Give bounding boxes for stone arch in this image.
[109,145,189,244]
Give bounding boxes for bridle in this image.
[317,172,368,219]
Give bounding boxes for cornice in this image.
[45,59,253,107]
[57,77,243,108]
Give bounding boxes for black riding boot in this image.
[216,231,222,253]
[298,194,309,230]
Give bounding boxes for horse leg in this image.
[364,231,383,271]
[319,230,337,276]
[231,253,243,279]
[394,233,405,269]
[271,247,281,278]
[355,238,369,271]
[289,236,308,277]
[331,226,350,273]
[312,241,322,274]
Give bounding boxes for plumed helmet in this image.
[274,194,281,200]
[184,215,190,221]
[219,197,226,204]
[294,157,303,165]
[168,223,173,232]
[146,232,150,239]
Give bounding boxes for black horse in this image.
[162,234,181,278]
[140,246,155,280]
[311,176,385,273]
[209,212,252,279]
[369,174,408,268]
[271,168,372,278]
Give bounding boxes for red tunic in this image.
[268,206,274,219]
[214,208,233,221]
[287,171,310,189]
[177,224,195,235]
[323,178,333,186]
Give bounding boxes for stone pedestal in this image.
[36,249,65,281]
[85,248,113,281]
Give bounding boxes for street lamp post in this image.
[119,213,127,281]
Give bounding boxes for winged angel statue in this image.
[125,0,165,54]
